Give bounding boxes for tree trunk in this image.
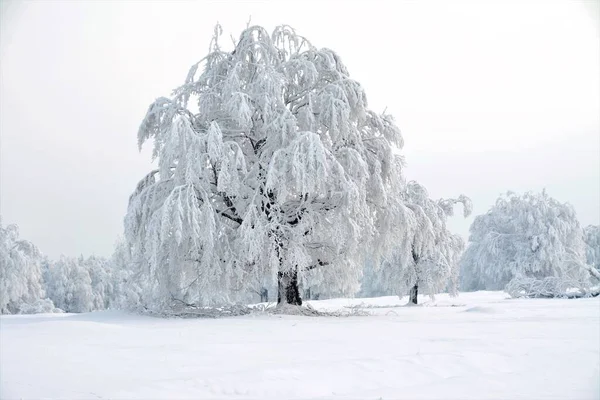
[260,288,268,303]
[409,283,418,305]
[410,245,420,305]
[304,287,311,300]
[277,270,302,306]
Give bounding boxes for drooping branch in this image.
[211,163,243,225]
[585,264,600,281]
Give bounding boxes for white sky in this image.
[1,0,599,259]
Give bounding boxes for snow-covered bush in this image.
[505,274,597,299]
[0,219,49,314]
[18,298,63,314]
[125,24,410,311]
[460,190,595,297]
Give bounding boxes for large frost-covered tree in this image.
[460,191,596,297]
[125,25,408,310]
[375,182,471,304]
[0,219,47,314]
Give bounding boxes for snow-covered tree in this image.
[377,182,471,304]
[43,255,118,312]
[83,255,114,310]
[584,225,600,273]
[125,24,409,310]
[109,238,142,310]
[460,191,595,297]
[43,256,95,313]
[0,219,48,314]
[358,257,393,298]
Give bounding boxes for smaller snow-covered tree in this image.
[374,183,472,304]
[460,191,595,297]
[109,239,142,310]
[584,225,600,273]
[357,257,393,297]
[402,183,471,304]
[83,255,114,310]
[43,256,94,313]
[0,219,48,314]
[44,255,118,312]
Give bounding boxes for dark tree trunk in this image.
[409,283,418,305]
[277,270,302,306]
[410,244,420,305]
[260,288,268,303]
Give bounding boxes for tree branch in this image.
[216,209,244,225]
[302,259,329,272]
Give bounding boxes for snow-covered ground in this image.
[1,291,598,399]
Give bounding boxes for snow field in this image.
[1,291,598,399]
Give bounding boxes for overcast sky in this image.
[1,0,598,259]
